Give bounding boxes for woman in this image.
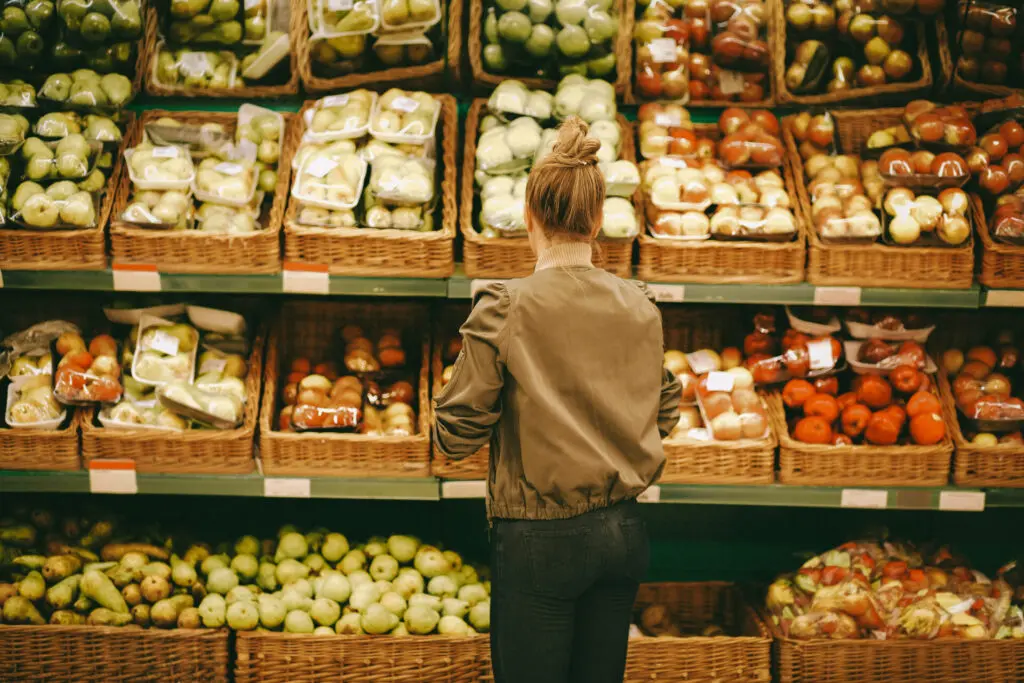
[433,117,682,683]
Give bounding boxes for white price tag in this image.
[180,52,210,76]
[814,286,861,306]
[390,96,419,113]
[719,70,745,95]
[806,339,835,370]
[244,0,261,8]
[148,329,180,357]
[237,139,258,160]
[282,262,330,294]
[327,0,353,10]
[441,480,487,498]
[470,278,506,298]
[322,94,350,107]
[88,460,138,494]
[705,371,734,392]
[264,477,311,498]
[305,157,338,178]
[686,350,718,375]
[648,283,685,302]
[199,357,227,375]
[112,263,161,292]
[985,290,1024,307]
[939,491,985,512]
[841,489,888,509]
[686,427,710,441]
[637,485,661,503]
[152,146,178,158]
[214,162,244,176]
[945,597,976,614]
[648,38,678,64]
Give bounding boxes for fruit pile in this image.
[743,309,842,385]
[481,0,621,81]
[632,0,690,102]
[766,539,1024,641]
[52,330,124,405]
[943,339,1024,444]
[964,98,1024,199]
[784,0,922,96]
[954,0,1020,87]
[277,324,418,435]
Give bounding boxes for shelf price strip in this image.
[264,477,312,498]
[88,459,138,494]
[647,284,685,303]
[840,488,888,509]
[112,263,161,292]
[282,262,330,295]
[814,287,861,306]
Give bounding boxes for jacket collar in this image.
[534,242,593,271]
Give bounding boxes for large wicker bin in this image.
[660,306,776,485]
[235,631,489,682]
[109,110,296,274]
[78,328,265,474]
[772,625,1024,683]
[461,99,637,279]
[430,303,488,479]
[282,95,458,278]
[784,109,975,290]
[0,410,81,472]
[971,194,1024,290]
[0,112,134,271]
[259,300,431,478]
[0,625,230,682]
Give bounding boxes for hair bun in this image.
[549,116,601,167]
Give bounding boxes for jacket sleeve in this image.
[658,367,682,438]
[432,284,509,460]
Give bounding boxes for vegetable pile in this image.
[0,513,490,636]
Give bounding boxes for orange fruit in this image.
[841,404,872,439]
[966,346,997,370]
[857,375,893,409]
[906,391,942,419]
[782,379,816,409]
[910,413,946,445]
[865,412,901,445]
[793,416,834,444]
[804,393,840,423]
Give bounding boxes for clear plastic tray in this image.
[125,146,195,191]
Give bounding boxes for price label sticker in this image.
[322,94,350,107]
[654,111,682,127]
[814,286,861,306]
[985,290,1024,307]
[244,0,261,7]
[470,278,506,298]
[686,428,710,441]
[304,157,338,178]
[649,38,678,64]
[199,357,227,375]
[939,491,985,512]
[705,370,734,392]
[214,162,244,176]
[807,339,835,370]
[441,480,486,498]
[147,329,180,356]
[327,0,354,10]
[282,262,330,295]
[686,350,718,376]
[638,485,661,503]
[112,263,161,292]
[390,96,419,113]
[152,146,179,158]
[264,477,311,498]
[841,488,888,509]
[648,283,685,302]
[89,459,138,494]
[180,52,209,76]
[719,70,745,95]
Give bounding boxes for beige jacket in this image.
[432,242,682,520]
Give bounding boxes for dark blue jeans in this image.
[489,501,649,683]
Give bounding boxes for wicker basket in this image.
[625,583,771,683]
[972,194,1024,289]
[771,621,1024,683]
[430,303,489,479]
[461,99,637,278]
[109,110,295,274]
[773,1,932,106]
[636,123,806,284]
[295,0,455,94]
[282,95,457,278]
[783,109,976,289]
[660,307,776,484]
[0,625,230,682]
[0,409,81,472]
[78,327,264,474]
[768,391,953,487]
[933,16,954,92]
[937,369,1024,488]
[468,0,632,96]
[624,0,775,107]
[235,631,489,682]
[259,300,431,477]
[0,112,135,271]
[143,5,300,97]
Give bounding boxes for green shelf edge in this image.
[3,470,1024,510]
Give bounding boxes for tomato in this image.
[821,565,849,586]
[882,561,908,578]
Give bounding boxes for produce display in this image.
[783,0,922,97]
[52,329,123,405]
[276,322,418,435]
[472,77,640,240]
[942,336,1024,442]
[480,0,621,81]
[0,513,489,636]
[6,375,65,429]
[953,0,1021,87]
[292,89,441,232]
[39,70,134,110]
[742,309,842,384]
[766,539,1023,640]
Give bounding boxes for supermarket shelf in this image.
[0,470,441,501]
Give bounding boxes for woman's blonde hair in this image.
[525,116,605,240]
